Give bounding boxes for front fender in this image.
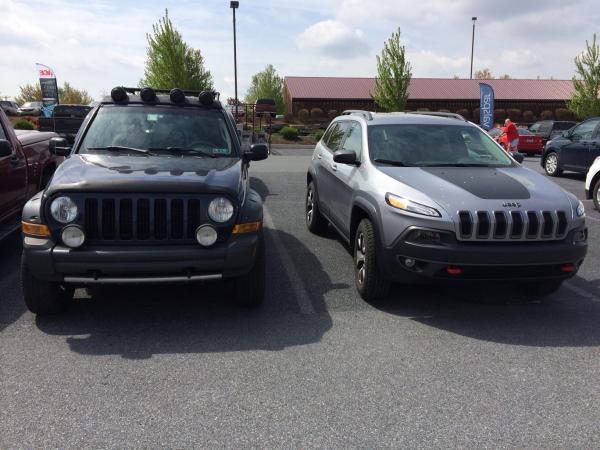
[22,191,45,223]
[238,188,263,224]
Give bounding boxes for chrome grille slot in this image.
[458,211,472,237]
[542,211,554,237]
[510,211,523,238]
[119,199,133,240]
[526,211,539,238]
[137,199,150,240]
[493,211,507,238]
[556,211,568,237]
[476,211,490,238]
[102,199,116,240]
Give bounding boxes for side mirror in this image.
[333,149,358,165]
[49,137,71,156]
[0,139,13,157]
[562,131,570,139]
[244,143,269,162]
[512,152,524,164]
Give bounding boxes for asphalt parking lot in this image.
[2,147,600,448]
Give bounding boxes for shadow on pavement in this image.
[35,228,334,359]
[0,231,25,332]
[367,278,600,347]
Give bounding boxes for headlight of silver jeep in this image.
[50,196,78,223]
[385,193,441,218]
[208,197,234,222]
[576,200,585,217]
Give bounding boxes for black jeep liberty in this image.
[20,87,268,315]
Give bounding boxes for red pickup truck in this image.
[0,109,59,239]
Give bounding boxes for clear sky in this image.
[1,0,598,101]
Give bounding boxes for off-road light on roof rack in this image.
[170,88,186,104]
[110,86,128,103]
[140,87,156,103]
[198,91,215,106]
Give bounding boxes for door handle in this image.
[330,163,338,171]
[9,156,19,166]
[317,152,322,159]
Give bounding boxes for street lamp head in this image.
[230,1,239,8]
[472,16,477,21]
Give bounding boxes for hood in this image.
[46,154,243,198]
[378,166,571,214]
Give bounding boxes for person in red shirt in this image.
[503,118,519,153]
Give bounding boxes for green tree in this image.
[140,9,213,91]
[244,64,284,114]
[569,34,600,119]
[15,82,91,105]
[372,28,412,111]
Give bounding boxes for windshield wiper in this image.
[87,146,149,154]
[373,158,413,167]
[148,147,216,158]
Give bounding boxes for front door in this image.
[317,121,348,217]
[0,125,27,221]
[561,119,600,170]
[328,121,363,236]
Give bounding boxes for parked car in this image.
[306,110,587,301]
[0,100,21,116]
[0,108,59,240]
[255,98,276,118]
[38,104,93,143]
[530,120,577,145]
[585,156,600,210]
[488,127,542,156]
[224,103,245,119]
[20,86,269,315]
[541,117,600,177]
[19,101,43,116]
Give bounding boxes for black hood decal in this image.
[420,167,531,199]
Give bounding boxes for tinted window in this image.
[342,122,362,157]
[80,105,235,156]
[529,123,540,132]
[518,128,533,135]
[554,121,576,130]
[0,123,6,140]
[539,122,552,133]
[571,119,600,140]
[324,122,348,151]
[368,124,513,167]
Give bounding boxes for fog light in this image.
[404,258,416,268]
[196,225,218,247]
[560,263,576,273]
[61,225,85,248]
[573,228,587,243]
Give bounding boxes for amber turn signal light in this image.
[232,221,262,234]
[21,221,50,237]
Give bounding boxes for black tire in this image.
[544,152,562,177]
[306,181,328,234]
[354,219,390,301]
[593,180,600,211]
[234,231,265,307]
[518,280,563,301]
[21,252,72,315]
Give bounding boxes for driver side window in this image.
[571,119,600,140]
[0,124,6,141]
[342,122,363,159]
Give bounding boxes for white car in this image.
[585,156,600,210]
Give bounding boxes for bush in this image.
[540,110,554,120]
[310,108,323,118]
[494,109,507,122]
[472,108,480,121]
[327,109,339,119]
[507,108,522,122]
[13,119,34,130]
[555,108,573,120]
[297,109,309,121]
[280,126,299,140]
[523,110,536,122]
[311,130,324,141]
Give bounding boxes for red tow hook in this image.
[446,266,463,276]
[560,264,576,273]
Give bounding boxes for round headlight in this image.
[50,196,78,223]
[61,225,85,248]
[196,225,218,247]
[208,197,234,223]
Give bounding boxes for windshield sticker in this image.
[213,148,229,155]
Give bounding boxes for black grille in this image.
[81,195,219,243]
[457,209,568,241]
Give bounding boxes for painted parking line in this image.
[564,281,600,302]
[263,207,315,315]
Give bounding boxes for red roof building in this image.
[283,76,576,123]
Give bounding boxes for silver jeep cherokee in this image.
[306,111,588,300]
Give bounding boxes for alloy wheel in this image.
[355,231,367,286]
[546,154,558,174]
[306,188,314,223]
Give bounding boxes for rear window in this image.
[554,122,576,130]
[256,99,275,105]
[518,128,533,135]
[53,105,92,118]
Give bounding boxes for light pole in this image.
[230,1,239,117]
[470,16,477,79]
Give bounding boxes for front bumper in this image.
[23,233,260,284]
[381,228,587,283]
